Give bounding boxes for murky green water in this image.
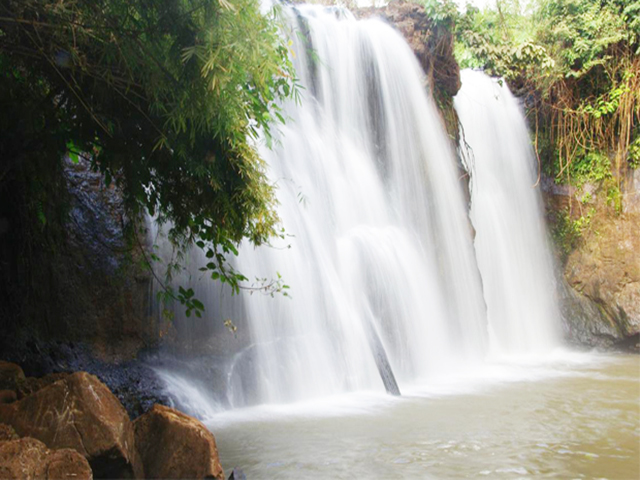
[208,353,639,479]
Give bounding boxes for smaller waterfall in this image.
[454,70,562,356]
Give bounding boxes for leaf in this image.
[192,299,204,311]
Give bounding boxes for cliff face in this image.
[0,157,156,361]
[544,171,640,350]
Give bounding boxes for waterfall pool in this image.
[206,352,638,479]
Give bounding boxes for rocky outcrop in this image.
[2,340,170,419]
[557,278,629,348]
[545,175,640,350]
[0,424,18,441]
[0,365,227,479]
[0,391,16,404]
[134,404,224,480]
[563,210,640,348]
[0,156,156,364]
[0,371,143,479]
[0,360,25,391]
[16,372,70,400]
[0,437,93,480]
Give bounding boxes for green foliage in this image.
[452,0,638,259]
[569,151,612,185]
[606,185,622,214]
[581,81,631,119]
[551,206,594,262]
[455,0,633,83]
[623,2,640,53]
[536,0,627,80]
[455,0,638,188]
[628,136,640,170]
[0,0,298,316]
[421,0,458,30]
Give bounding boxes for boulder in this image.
[0,390,16,404]
[0,437,93,480]
[0,372,142,479]
[0,361,25,391]
[134,404,224,479]
[562,210,640,349]
[16,372,70,400]
[0,423,18,441]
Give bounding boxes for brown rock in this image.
[0,437,92,480]
[0,390,16,404]
[16,373,70,400]
[564,209,640,344]
[0,361,25,391]
[0,423,18,441]
[134,404,224,480]
[0,372,142,479]
[45,448,94,480]
[545,177,640,348]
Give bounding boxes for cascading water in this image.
[145,12,639,480]
[454,69,562,356]
[153,5,490,411]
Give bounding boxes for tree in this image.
[0,0,297,314]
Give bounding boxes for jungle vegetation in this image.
[0,0,297,315]
[425,0,639,259]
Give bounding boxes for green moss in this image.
[551,206,594,263]
[628,135,640,170]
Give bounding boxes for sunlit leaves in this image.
[1,0,299,316]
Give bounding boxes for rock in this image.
[16,372,70,400]
[0,437,93,480]
[558,278,623,348]
[563,210,640,347]
[45,448,94,480]
[0,424,18,441]
[0,372,143,479]
[0,390,16,404]
[544,171,640,349]
[0,361,25,391]
[134,404,224,480]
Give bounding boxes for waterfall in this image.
[454,70,562,356]
[153,5,490,410]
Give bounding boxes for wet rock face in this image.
[0,155,155,363]
[0,372,143,479]
[134,404,224,480]
[546,174,640,350]
[0,437,93,480]
[558,278,628,348]
[0,391,16,405]
[563,210,640,348]
[0,361,25,391]
[16,372,70,400]
[0,424,18,441]
[55,157,155,359]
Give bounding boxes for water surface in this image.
[209,353,639,479]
